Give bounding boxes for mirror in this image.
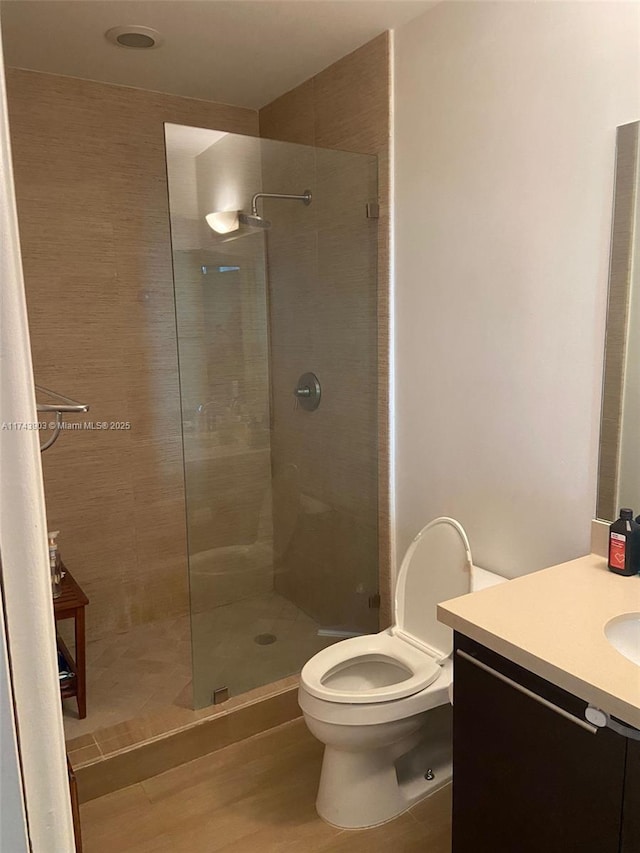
[597,120,640,521]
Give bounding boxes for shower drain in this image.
[254,633,277,645]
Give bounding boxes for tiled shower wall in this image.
[260,140,379,633]
[5,28,390,648]
[6,69,257,640]
[259,32,392,626]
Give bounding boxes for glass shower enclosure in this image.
[165,125,379,708]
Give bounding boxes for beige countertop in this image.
[438,554,640,729]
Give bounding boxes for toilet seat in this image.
[301,631,442,704]
[299,657,453,726]
[300,517,472,706]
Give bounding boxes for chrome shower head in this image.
[239,212,271,229]
[207,189,310,238]
[241,189,311,231]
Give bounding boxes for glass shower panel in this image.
[165,126,378,710]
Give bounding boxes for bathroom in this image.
[0,1,638,851]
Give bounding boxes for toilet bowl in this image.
[298,517,476,829]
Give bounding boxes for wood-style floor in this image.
[80,718,452,852]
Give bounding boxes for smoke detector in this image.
[105,26,162,49]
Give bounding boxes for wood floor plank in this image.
[81,719,452,852]
[315,813,429,853]
[409,783,453,831]
[141,718,319,803]
[80,782,150,826]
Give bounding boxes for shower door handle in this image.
[293,373,321,411]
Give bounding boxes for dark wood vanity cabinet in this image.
[452,633,640,853]
[622,739,640,850]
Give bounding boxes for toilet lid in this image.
[394,517,472,660]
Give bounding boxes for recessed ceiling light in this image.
[105,26,162,50]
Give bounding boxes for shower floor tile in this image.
[191,590,335,706]
[63,613,193,740]
[62,591,335,742]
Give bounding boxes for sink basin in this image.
[605,613,640,666]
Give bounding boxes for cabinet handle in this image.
[456,649,598,734]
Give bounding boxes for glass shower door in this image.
[165,125,378,709]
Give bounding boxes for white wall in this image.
[394,1,640,576]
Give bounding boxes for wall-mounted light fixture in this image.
[205,211,240,234]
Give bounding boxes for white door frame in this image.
[0,18,75,852]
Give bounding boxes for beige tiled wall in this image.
[262,143,379,633]
[259,32,392,627]
[6,69,258,641]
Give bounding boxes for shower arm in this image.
[250,191,312,216]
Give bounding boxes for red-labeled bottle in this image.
[608,508,639,576]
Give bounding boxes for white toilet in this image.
[298,517,474,830]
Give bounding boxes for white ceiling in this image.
[0,0,435,109]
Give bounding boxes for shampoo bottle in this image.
[608,509,639,576]
[48,530,62,598]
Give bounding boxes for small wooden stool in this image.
[54,565,89,719]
